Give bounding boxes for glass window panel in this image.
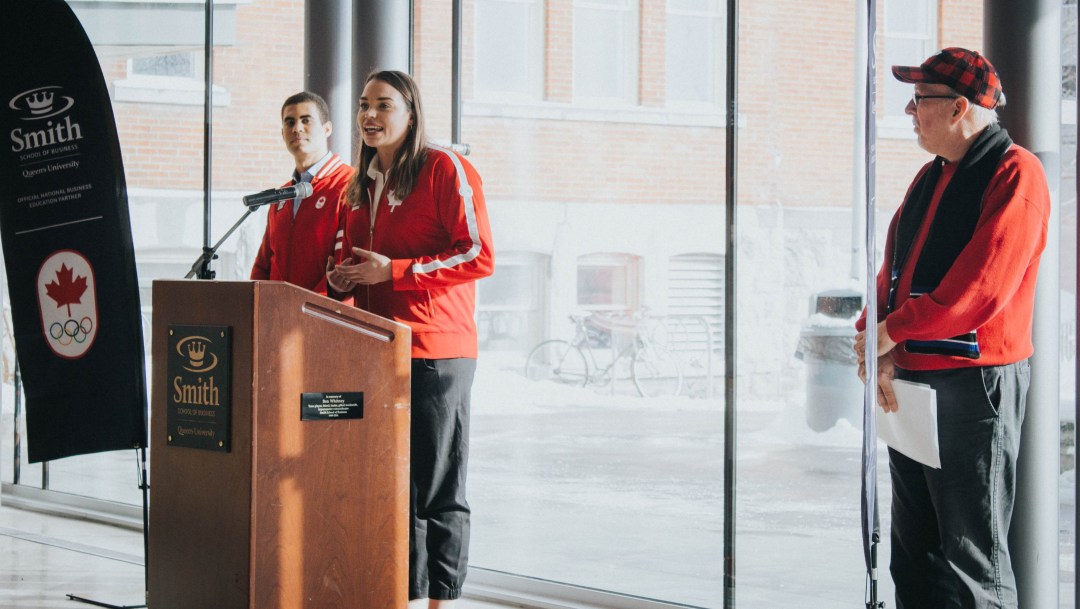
[573,7,624,99]
[452,0,725,601]
[669,0,714,12]
[882,0,934,121]
[580,0,627,7]
[577,263,631,308]
[884,37,923,70]
[667,14,712,103]
[883,36,921,116]
[475,1,535,96]
[885,0,926,34]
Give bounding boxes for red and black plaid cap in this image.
[892,47,1004,109]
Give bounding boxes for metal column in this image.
[985,2,1062,608]
[306,0,354,163]
[722,0,738,607]
[352,0,412,123]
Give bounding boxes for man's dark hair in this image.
[281,91,330,123]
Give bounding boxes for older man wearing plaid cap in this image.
[854,48,1051,608]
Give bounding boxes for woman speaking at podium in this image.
[326,70,495,609]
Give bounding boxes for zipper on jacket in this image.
[366,222,375,311]
[368,184,377,312]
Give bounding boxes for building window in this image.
[114,51,231,106]
[666,0,724,107]
[880,0,936,136]
[132,52,197,78]
[573,0,639,104]
[476,252,547,352]
[474,0,545,101]
[577,253,640,312]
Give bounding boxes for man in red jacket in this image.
[250,92,353,294]
[855,48,1050,609]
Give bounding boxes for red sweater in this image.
[250,154,353,294]
[858,144,1050,370]
[340,146,495,359]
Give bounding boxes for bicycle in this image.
[524,311,683,398]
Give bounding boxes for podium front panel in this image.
[149,280,255,609]
[250,282,410,609]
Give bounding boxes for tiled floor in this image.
[0,504,145,609]
[0,503,506,609]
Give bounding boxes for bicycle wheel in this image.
[632,345,682,398]
[525,340,589,387]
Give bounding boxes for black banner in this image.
[166,326,232,452]
[0,0,147,462]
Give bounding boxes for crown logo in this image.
[26,91,53,115]
[187,341,206,367]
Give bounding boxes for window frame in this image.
[576,252,642,313]
[114,50,231,106]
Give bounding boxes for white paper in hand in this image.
[876,379,940,469]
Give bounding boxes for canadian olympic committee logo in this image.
[9,86,75,121]
[36,250,98,359]
[176,335,219,373]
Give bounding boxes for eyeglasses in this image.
[911,93,961,107]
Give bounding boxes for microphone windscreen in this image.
[297,182,314,198]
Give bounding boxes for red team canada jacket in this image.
[340,146,495,359]
[251,153,353,294]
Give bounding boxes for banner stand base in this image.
[65,445,150,609]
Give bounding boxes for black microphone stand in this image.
[184,205,259,280]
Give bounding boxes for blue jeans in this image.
[409,358,475,601]
[890,360,1029,609]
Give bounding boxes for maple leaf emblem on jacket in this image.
[45,263,88,317]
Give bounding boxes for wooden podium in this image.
[148,280,411,609]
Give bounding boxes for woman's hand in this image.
[333,247,392,285]
[326,256,353,292]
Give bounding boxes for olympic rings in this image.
[49,316,94,346]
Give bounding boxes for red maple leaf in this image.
[45,263,88,317]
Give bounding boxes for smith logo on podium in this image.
[166,325,232,452]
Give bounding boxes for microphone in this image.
[243,182,314,209]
